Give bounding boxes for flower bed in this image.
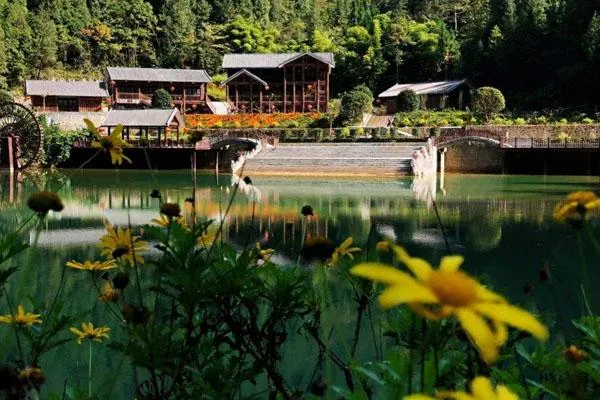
[186,113,325,129]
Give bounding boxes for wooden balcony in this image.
[115,93,151,105]
[172,94,205,104]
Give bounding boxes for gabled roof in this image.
[106,67,211,83]
[222,52,335,69]
[101,108,184,128]
[378,79,470,98]
[221,69,269,87]
[25,80,109,98]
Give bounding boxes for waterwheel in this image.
[0,102,42,170]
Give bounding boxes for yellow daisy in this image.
[256,242,275,262]
[151,214,188,229]
[553,191,600,223]
[351,244,548,364]
[328,237,361,267]
[66,260,117,271]
[0,305,42,326]
[98,225,149,267]
[88,119,131,165]
[405,376,518,400]
[98,281,120,303]
[70,322,110,344]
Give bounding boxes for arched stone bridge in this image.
[194,131,279,151]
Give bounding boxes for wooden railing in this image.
[116,93,151,103]
[509,138,600,149]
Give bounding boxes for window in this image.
[57,97,78,112]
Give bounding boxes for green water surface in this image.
[0,170,599,398]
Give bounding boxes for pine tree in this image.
[158,0,197,68]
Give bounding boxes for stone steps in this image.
[244,142,421,175]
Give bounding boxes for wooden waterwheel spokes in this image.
[0,103,42,170]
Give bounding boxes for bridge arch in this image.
[437,136,505,148]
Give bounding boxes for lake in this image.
[0,170,599,398]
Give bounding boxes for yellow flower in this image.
[564,345,587,364]
[351,245,548,364]
[553,191,600,223]
[70,322,110,344]
[98,225,149,267]
[328,237,361,267]
[98,282,120,303]
[66,260,116,271]
[18,367,46,385]
[405,376,518,400]
[89,120,131,165]
[256,242,275,262]
[151,214,188,229]
[0,305,42,326]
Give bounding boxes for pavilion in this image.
[101,108,185,146]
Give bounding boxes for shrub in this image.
[582,117,594,124]
[452,118,465,126]
[337,85,373,126]
[338,127,351,138]
[472,87,505,121]
[314,128,324,142]
[514,118,527,125]
[399,117,412,127]
[152,89,173,109]
[355,127,365,137]
[531,115,548,125]
[0,89,14,104]
[41,122,82,167]
[557,118,568,125]
[397,90,420,112]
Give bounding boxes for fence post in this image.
[515,137,517,148]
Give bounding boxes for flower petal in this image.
[456,309,499,364]
[403,395,435,400]
[439,255,464,272]
[470,377,496,399]
[473,303,548,341]
[351,263,418,286]
[475,284,506,303]
[403,257,433,281]
[496,385,518,400]
[378,285,438,308]
[436,391,475,400]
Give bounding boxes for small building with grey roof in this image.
[25,80,109,112]
[378,79,472,113]
[101,108,185,145]
[105,67,212,114]
[221,52,335,113]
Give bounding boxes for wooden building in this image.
[378,79,472,114]
[105,67,212,113]
[221,52,335,113]
[101,108,185,145]
[26,80,108,112]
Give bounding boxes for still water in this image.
[0,170,599,397]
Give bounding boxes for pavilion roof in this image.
[222,52,335,69]
[101,108,184,128]
[25,80,109,98]
[106,67,211,83]
[378,79,470,98]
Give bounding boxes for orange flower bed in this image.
[186,113,323,129]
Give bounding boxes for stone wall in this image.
[39,111,107,131]
[463,124,600,140]
[444,142,504,173]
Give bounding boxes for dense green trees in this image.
[1,0,600,110]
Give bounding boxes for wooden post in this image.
[235,84,239,109]
[7,136,14,173]
[301,63,305,112]
[42,95,46,112]
[325,67,330,112]
[292,67,296,113]
[283,67,287,113]
[316,63,320,112]
[250,83,253,112]
[259,88,263,112]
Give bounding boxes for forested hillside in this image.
[1,0,600,110]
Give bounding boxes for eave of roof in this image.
[101,108,183,127]
[25,80,109,97]
[221,69,269,87]
[222,52,335,69]
[378,79,469,98]
[106,67,211,83]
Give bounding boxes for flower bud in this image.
[27,191,64,214]
[160,203,181,218]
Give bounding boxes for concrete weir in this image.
[241,142,424,176]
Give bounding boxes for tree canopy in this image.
[1,0,600,110]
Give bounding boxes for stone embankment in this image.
[242,142,422,176]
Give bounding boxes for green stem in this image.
[88,342,93,399]
[577,232,593,315]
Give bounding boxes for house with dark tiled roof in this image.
[105,67,212,113]
[221,52,335,113]
[378,79,472,113]
[25,80,109,112]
